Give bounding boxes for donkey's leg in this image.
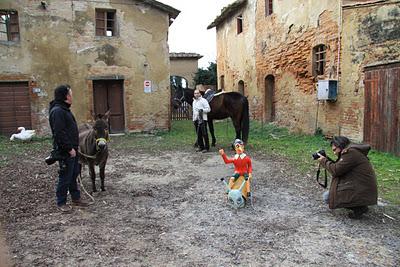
[208,119,216,147]
[89,163,97,192]
[99,162,106,191]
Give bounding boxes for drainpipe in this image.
[337,1,342,86]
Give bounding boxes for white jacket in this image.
[192,96,211,121]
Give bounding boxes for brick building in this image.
[209,0,400,155]
[0,0,179,136]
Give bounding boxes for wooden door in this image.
[0,82,31,136]
[364,63,399,155]
[93,80,125,133]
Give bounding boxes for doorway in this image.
[264,75,275,122]
[93,80,125,133]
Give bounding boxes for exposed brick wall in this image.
[255,7,340,135]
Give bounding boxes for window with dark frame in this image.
[237,15,243,34]
[265,0,273,16]
[0,10,20,42]
[95,9,116,37]
[313,44,326,76]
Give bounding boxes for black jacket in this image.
[49,100,79,152]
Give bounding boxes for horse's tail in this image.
[241,96,250,144]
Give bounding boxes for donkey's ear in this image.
[104,110,111,121]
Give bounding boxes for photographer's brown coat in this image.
[320,144,378,209]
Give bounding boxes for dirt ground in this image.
[1,137,399,267]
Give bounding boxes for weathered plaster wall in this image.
[216,0,257,116]
[170,58,199,88]
[341,1,400,140]
[0,0,172,134]
[255,0,340,134]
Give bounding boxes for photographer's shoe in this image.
[348,206,368,219]
[72,199,90,207]
[57,204,72,213]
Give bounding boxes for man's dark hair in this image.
[330,136,350,149]
[54,84,71,101]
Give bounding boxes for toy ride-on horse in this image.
[219,139,253,209]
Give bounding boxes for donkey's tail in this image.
[241,96,250,144]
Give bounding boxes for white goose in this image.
[10,127,36,141]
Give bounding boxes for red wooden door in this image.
[0,82,31,136]
[93,80,125,133]
[364,63,399,155]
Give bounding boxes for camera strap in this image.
[316,164,328,188]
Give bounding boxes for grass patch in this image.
[0,136,52,167]
[1,120,399,204]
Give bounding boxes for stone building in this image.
[0,0,179,136]
[207,0,257,100]
[169,52,202,88]
[209,0,400,155]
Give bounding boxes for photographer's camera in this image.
[312,149,326,160]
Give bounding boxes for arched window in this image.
[237,15,243,34]
[238,80,245,95]
[219,75,225,90]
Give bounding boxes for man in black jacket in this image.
[49,84,88,212]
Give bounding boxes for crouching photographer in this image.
[315,136,378,219]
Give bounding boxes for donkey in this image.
[79,111,110,193]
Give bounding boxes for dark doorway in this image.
[0,82,31,136]
[364,63,399,155]
[264,75,275,122]
[93,80,125,133]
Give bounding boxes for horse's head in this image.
[172,84,185,109]
[93,110,110,150]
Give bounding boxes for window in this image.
[95,9,116,37]
[237,15,243,34]
[265,0,273,16]
[313,44,326,76]
[219,75,225,90]
[0,10,20,42]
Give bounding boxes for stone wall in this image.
[215,0,257,117]
[340,0,400,140]
[170,57,200,88]
[0,0,176,134]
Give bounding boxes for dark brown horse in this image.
[172,85,249,146]
[79,111,110,192]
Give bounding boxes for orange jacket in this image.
[221,153,252,176]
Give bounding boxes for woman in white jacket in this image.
[192,89,211,152]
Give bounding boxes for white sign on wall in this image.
[144,80,152,93]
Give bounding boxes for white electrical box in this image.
[317,80,338,101]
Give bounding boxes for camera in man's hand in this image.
[312,149,327,160]
[45,150,68,165]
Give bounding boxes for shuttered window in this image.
[0,10,20,42]
[95,9,116,37]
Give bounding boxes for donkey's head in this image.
[93,110,110,150]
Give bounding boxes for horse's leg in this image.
[99,162,106,191]
[89,163,97,192]
[208,119,216,147]
[232,117,242,141]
